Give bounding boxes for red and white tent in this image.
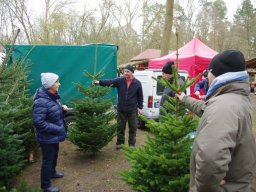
[148,37,218,94]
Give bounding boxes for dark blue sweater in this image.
[99,77,143,113]
[33,87,66,144]
[160,76,184,115]
[194,79,209,95]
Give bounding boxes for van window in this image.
[156,76,165,95]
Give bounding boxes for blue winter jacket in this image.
[33,87,66,144]
[99,77,143,113]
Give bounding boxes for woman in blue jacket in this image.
[33,73,67,192]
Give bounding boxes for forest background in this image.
[0,0,256,65]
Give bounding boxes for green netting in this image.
[7,44,118,104]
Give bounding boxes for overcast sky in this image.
[28,0,256,23]
[223,0,256,20]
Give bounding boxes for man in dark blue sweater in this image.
[160,61,184,115]
[194,69,209,100]
[94,65,143,149]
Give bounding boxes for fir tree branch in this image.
[5,76,20,104]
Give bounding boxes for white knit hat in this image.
[41,72,59,88]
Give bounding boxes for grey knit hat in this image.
[41,72,59,88]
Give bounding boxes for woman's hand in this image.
[62,105,68,112]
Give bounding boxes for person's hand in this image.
[220,180,226,186]
[93,80,99,85]
[137,108,142,115]
[175,92,186,101]
[62,105,68,111]
[198,95,206,99]
[195,91,200,96]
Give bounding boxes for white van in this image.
[134,69,190,128]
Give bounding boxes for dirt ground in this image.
[11,129,148,192]
[11,94,256,192]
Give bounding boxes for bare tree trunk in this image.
[43,0,50,44]
[160,0,174,57]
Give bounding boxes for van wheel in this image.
[64,115,76,129]
[137,119,145,129]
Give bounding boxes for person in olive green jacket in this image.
[176,50,256,192]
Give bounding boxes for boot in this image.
[43,185,60,192]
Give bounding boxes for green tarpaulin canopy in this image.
[8,44,118,104]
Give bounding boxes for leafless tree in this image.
[3,0,35,43]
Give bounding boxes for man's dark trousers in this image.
[117,111,137,146]
[40,143,59,189]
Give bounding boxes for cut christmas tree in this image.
[68,70,117,154]
[122,66,199,192]
[0,59,34,187]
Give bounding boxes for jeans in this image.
[40,143,59,189]
[117,111,137,146]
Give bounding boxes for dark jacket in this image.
[33,87,66,144]
[99,77,143,113]
[160,75,184,114]
[194,79,209,95]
